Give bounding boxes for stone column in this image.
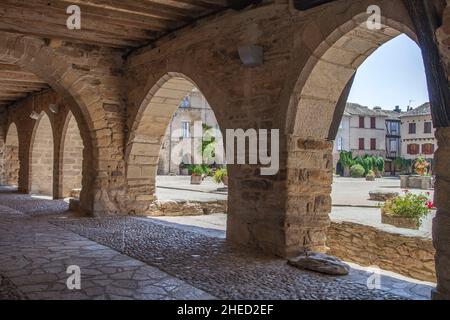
[432,127,450,300]
[0,107,6,185]
[285,136,332,257]
[226,135,332,258]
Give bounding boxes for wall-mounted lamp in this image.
[29,111,40,120]
[238,45,263,67]
[49,103,59,114]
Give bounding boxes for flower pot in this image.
[190,174,202,185]
[381,209,419,230]
[222,176,228,186]
[365,176,375,181]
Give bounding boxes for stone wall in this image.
[30,113,54,196]
[61,113,83,198]
[328,221,436,282]
[0,107,6,185]
[3,123,19,186]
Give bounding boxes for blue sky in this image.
[347,34,429,111]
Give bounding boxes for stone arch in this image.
[60,111,84,198]
[125,72,223,213]
[287,14,417,138]
[0,34,101,214]
[30,112,54,196]
[282,4,422,255]
[3,122,20,186]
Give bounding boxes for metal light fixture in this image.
[29,111,40,120]
[238,45,263,67]
[49,103,59,114]
[29,96,39,120]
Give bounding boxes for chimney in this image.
[394,105,401,113]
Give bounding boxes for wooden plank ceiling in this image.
[0,63,49,108]
[0,0,234,108]
[0,0,230,48]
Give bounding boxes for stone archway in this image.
[125,72,224,214]
[283,9,419,256]
[3,123,19,186]
[30,112,54,196]
[60,111,84,198]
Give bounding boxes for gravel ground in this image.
[51,216,407,300]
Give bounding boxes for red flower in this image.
[425,201,434,209]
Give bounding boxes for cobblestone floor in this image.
[0,190,214,300]
[52,216,417,300]
[0,187,432,300]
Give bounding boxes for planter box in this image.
[190,175,202,185]
[365,176,375,181]
[381,209,419,230]
[400,175,432,190]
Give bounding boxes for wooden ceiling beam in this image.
[0,71,47,83]
[0,1,177,31]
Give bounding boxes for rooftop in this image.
[400,103,432,117]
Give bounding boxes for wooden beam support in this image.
[327,73,355,141]
[403,0,450,127]
[293,0,336,11]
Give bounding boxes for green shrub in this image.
[213,168,228,184]
[366,170,375,177]
[350,164,365,178]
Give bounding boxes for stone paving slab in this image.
[51,215,416,300]
[0,193,215,300]
[149,215,435,300]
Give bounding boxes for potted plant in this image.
[380,191,433,229]
[338,151,354,177]
[188,165,205,185]
[213,168,228,186]
[365,170,376,181]
[414,156,430,176]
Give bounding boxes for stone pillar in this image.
[226,135,332,258]
[0,107,6,185]
[432,127,450,300]
[285,136,332,256]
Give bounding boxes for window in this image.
[337,137,343,151]
[181,121,190,138]
[409,123,416,134]
[370,117,376,129]
[389,139,398,153]
[424,122,432,134]
[359,116,365,128]
[370,138,376,150]
[422,143,435,155]
[359,138,365,150]
[407,144,419,155]
[180,96,190,108]
[390,122,399,135]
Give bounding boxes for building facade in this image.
[333,103,389,170]
[157,89,224,175]
[400,103,436,161]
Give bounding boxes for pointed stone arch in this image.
[3,122,20,186]
[30,112,54,196]
[282,3,420,256]
[59,111,84,198]
[125,72,223,214]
